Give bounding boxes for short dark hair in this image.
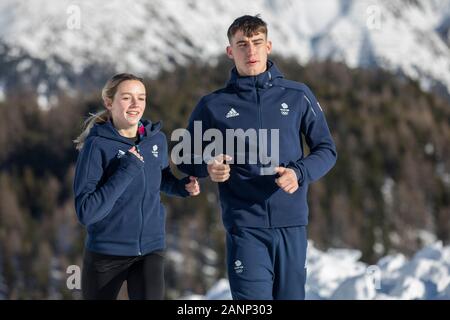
[227,15,268,42]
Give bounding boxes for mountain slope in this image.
[1,0,450,107]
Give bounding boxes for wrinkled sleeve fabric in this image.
[160,138,190,197]
[73,138,144,226]
[287,86,337,185]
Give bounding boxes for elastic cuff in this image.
[179,176,191,197]
[287,162,303,183]
[119,153,144,176]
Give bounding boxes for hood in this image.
[88,118,162,144]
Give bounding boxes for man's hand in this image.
[274,167,299,194]
[185,176,200,196]
[207,154,232,182]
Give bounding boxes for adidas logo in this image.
[226,108,239,118]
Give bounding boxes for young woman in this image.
[73,73,200,300]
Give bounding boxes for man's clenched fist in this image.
[207,154,232,182]
[274,167,299,194]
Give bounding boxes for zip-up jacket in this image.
[74,119,189,256]
[178,61,337,229]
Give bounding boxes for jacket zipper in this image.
[256,87,262,152]
[256,86,272,227]
[137,143,145,256]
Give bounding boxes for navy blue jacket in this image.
[178,61,337,229]
[74,119,189,256]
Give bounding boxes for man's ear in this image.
[266,40,272,54]
[226,46,233,59]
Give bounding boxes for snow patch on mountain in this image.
[1,0,450,106]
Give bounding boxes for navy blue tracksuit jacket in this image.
[178,61,336,299]
[74,119,189,256]
[178,61,337,230]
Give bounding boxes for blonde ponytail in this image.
[74,110,110,150]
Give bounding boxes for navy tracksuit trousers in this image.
[226,226,308,300]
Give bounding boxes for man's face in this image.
[226,30,272,77]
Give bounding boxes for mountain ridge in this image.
[1,0,450,108]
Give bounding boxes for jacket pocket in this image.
[268,183,309,226]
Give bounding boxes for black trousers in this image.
[81,249,165,300]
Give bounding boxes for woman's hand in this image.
[185,176,200,196]
[128,146,144,162]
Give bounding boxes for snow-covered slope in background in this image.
[1,0,450,108]
[184,241,450,300]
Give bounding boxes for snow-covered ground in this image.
[183,241,450,300]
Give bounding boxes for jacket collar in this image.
[90,118,161,144]
[227,60,284,91]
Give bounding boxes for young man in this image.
[178,15,337,299]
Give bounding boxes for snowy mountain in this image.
[1,0,450,108]
[183,241,450,300]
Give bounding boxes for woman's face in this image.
[105,80,146,131]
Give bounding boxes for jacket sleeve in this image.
[160,167,190,197]
[73,139,144,226]
[287,86,337,184]
[176,97,211,178]
[160,138,190,197]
